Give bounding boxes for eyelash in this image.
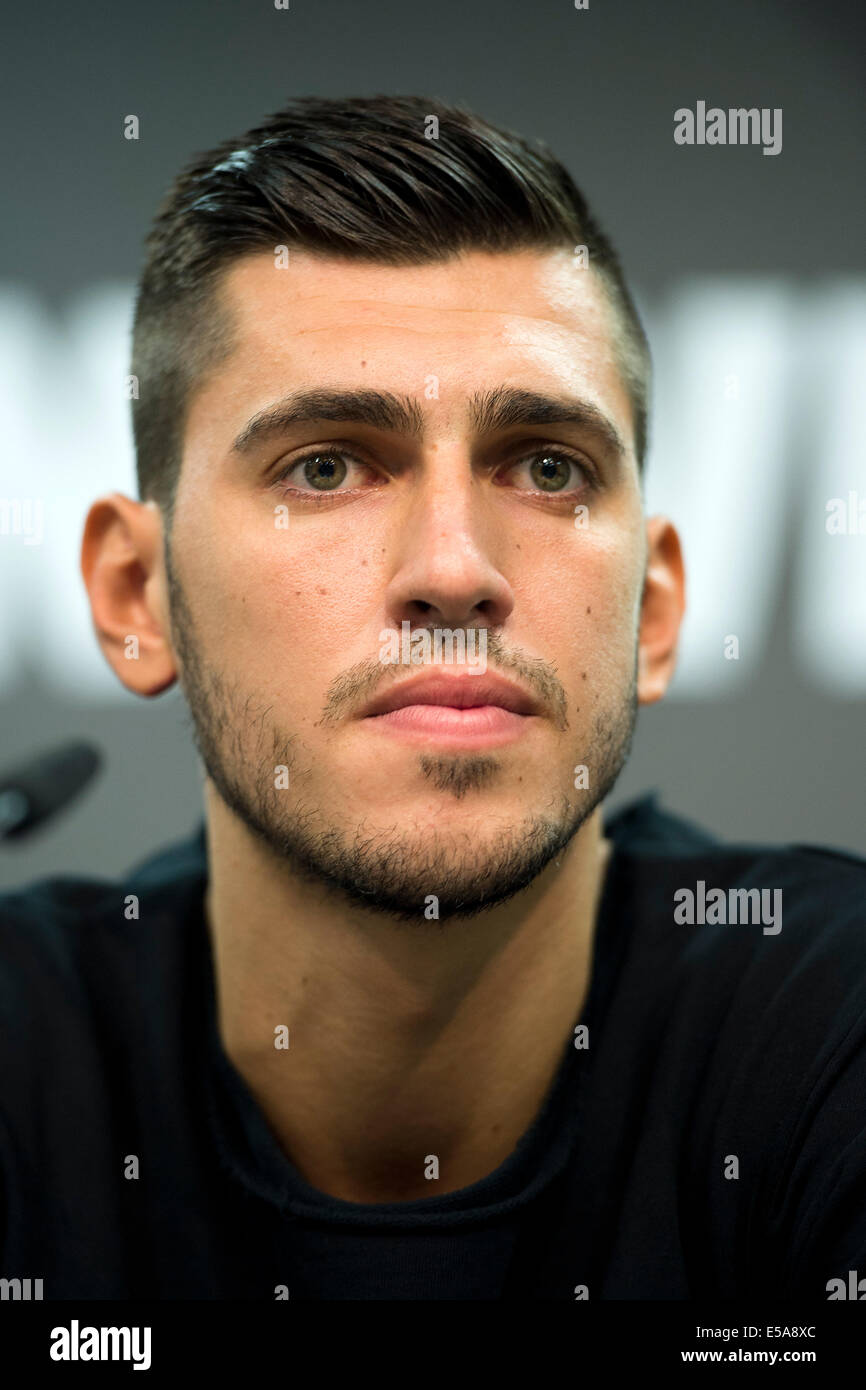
[270,446,598,504]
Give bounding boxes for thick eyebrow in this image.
[469,386,627,460]
[230,390,424,454]
[229,385,627,460]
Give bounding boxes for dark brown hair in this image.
[131,94,651,529]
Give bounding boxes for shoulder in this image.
[0,828,209,1241]
[0,819,207,940]
[606,794,866,1072]
[0,824,208,1048]
[607,793,866,938]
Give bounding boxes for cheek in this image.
[190,507,383,680]
[517,523,641,678]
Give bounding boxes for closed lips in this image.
[358,675,540,718]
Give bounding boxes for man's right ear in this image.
[80,494,178,696]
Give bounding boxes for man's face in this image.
[166,246,646,918]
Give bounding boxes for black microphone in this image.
[0,741,102,842]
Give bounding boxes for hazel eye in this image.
[529,453,574,492]
[508,450,591,494]
[299,453,348,491]
[273,449,371,496]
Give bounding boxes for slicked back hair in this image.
[131,94,651,532]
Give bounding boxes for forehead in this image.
[196,246,634,448]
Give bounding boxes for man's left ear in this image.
[637,516,686,705]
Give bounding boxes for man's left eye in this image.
[509,452,589,493]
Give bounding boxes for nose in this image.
[383,454,515,632]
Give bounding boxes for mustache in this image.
[317,629,569,731]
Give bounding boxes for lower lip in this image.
[363,703,533,747]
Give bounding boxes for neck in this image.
[203,785,612,1204]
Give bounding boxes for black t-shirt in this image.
[1,794,864,1301]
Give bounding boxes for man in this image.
[1,94,864,1301]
